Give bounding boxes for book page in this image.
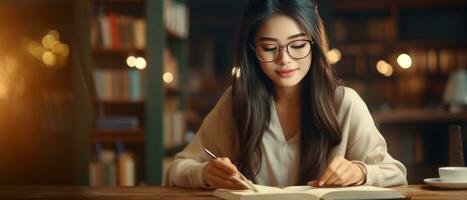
[214,185,315,200]
[284,185,399,199]
[215,185,403,200]
[226,184,288,195]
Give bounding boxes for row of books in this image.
[90,0,189,50]
[335,48,465,78]
[93,69,146,101]
[96,116,139,129]
[164,98,186,148]
[91,12,146,50]
[164,0,189,38]
[403,48,466,75]
[333,18,395,43]
[383,130,434,165]
[89,144,136,186]
[335,55,386,78]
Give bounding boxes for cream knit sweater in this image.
[166,86,407,188]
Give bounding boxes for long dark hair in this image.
[231,0,342,185]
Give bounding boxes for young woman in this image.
[167,0,407,189]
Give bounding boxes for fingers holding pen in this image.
[203,157,246,190]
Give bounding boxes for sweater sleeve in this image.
[341,88,408,187]
[165,88,237,188]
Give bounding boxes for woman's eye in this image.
[261,46,277,52]
[291,43,306,49]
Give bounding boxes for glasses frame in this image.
[251,39,315,63]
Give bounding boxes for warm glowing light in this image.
[51,42,69,57]
[376,60,387,73]
[24,29,69,68]
[61,44,70,57]
[397,53,412,69]
[383,64,393,77]
[235,67,241,78]
[126,56,136,67]
[50,42,62,54]
[231,66,241,78]
[48,30,60,40]
[327,48,342,64]
[42,51,57,66]
[376,60,393,77]
[163,72,174,83]
[27,41,46,59]
[42,33,58,49]
[0,83,7,99]
[231,67,237,76]
[134,57,147,69]
[0,55,19,99]
[16,78,25,94]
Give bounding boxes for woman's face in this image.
[254,14,312,89]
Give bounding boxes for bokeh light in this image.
[327,48,342,64]
[163,72,174,83]
[397,53,412,69]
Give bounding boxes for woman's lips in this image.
[276,68,298,78]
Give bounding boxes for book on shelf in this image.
[164,109,186,148]
[214,184,406,200]
[96,116,139,129]
[93,69,145,101]
[164,0,189,38]
[89,145,136,186]
[92,11,146,50]
[118,152,135,186]
[89,149,117,186]
[333,18,393,43]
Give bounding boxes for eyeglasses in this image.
[252,39,314,63]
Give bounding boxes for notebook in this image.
[214,184,407,200]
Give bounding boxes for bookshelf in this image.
[330,0,466,110]
[328,0,467,183]
[85,0,189,185]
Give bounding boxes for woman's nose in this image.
[277,47,291,64]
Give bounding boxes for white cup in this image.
[439,167,467,182]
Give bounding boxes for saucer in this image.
[424,178,467,189]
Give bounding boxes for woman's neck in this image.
[274,84,301,106]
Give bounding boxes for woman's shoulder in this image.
[334,85,366,112]
[205,86,234,123]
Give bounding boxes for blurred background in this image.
[0,0,465,186]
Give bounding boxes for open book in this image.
[214,184,407,200]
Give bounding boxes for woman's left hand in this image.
[308,156,366,187]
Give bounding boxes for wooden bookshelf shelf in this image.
[92,128,145,143]
[166,86,183,97]
[166,28,187,40]
[373,110,467,125]
[398,0,466,9]
[336,43,391,55]
[96,99,145,105]
[396,41,467,49]
[334,0,465,12]
[94,0,144,3]
[87,0,189,185]
[92,48,146,55]
[334,0,392,12]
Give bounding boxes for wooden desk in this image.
[0,185,465,200]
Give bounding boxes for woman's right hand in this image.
[202,157,247,190]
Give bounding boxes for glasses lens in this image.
[287,40,311,59]
[255,44,279,62]
[254,40,312,62]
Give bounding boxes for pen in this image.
[203,148,259,192]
